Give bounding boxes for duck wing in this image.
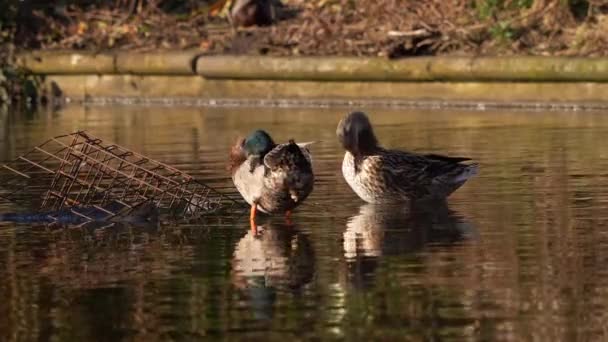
[264,139,313,172]
[263,139,314,204]
[376,149,478,197]
[423,153,471,163]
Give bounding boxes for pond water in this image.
[1,105,608,341]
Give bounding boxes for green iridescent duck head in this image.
[244,129,276,157]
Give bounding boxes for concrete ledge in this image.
[16,52,608,81]
[196,56,608,82]
[41,75,608,104]
[17,51,201,75]
[16,51,608,106]
[115,52,198,75]
[18,51,116,74]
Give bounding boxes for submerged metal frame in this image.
[0,131,243,221]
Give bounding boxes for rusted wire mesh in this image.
[0,131,243,221]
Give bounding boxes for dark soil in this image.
[8,0,608,58]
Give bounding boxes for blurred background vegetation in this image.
[1,0,608,105]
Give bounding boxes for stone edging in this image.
[16,51,608,82]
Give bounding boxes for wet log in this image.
[115,52,200,75]
[15,52,608,82]
[195,56,433,81]
[196,56,608,82]
[17,51,115,74]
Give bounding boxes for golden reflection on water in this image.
[231,220,315,322]
[1,105,608,340]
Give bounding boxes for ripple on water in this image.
[2,106,608,340]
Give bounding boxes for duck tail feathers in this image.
[297,141,319,148]
[452,163,479,184]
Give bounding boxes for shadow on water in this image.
[231,219,315,321]
[343,201,477,289]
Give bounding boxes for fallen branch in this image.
[387,29,431,38]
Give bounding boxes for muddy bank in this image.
[3,1,608,107]
[5,1,608,57]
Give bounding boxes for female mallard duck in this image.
[336,111,478,203]
[230,130,314,229]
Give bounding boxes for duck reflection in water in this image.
[231,220,315,320]
[343,201,477,289]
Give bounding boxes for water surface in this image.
[1,105,608,341]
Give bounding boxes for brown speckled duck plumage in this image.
[230,130,314,215]
[336,111,478,203]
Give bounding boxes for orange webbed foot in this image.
[285,210,293,226]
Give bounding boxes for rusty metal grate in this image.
[0,131,243,221]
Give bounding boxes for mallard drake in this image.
[229,130,314,230]
[336,111,478,203]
